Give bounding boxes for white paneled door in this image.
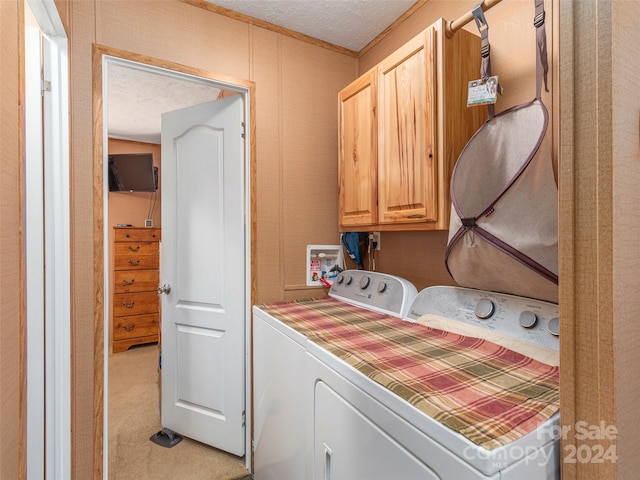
[160,95,246,456]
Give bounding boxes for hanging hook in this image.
[472,4,488,33]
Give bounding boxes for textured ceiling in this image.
[107,63,222,144]
[202,0,417,51]
[108,0,416,143]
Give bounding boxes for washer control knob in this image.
[359,275,371,290]
[519,311,538,329]
[474,299,495,319]
[548,317,560,336]
[344,275,353,285]
[337,275,345,284]
[377,281,388,293]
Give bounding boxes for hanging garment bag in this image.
[445,0,558,303]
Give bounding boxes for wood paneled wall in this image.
[0,2,25,479]
[610,2,640,475]
[559,1,640,478]
[70,0,356,476]
[107,140,162,232]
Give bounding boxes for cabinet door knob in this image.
[128,259,140,266]
[122,278,135,286]
[122,301,135,308]
[122,323,135,331]
[128,245,141,252]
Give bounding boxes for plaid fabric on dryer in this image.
[259,296,559,450]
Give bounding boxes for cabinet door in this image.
[378,29,437,225]
[338,70,377,228]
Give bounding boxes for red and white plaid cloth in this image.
[258,296,559,450]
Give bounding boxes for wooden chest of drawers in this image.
[112,227,161,353]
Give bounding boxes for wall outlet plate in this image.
[144,219,153,228]
[370,232,381,250]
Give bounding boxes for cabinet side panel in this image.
[437,22,484,230]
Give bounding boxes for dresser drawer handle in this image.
[128,259,140,266]
[122,301,135,308]
[122,278,135,286]
[128,245,140,252]
[122,323,135,331]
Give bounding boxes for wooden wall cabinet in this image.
[112,227,161,353]
[338,19,484,231]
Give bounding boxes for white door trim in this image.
[101,54,253,476]
[25,0,70,478]
[24,7,45,478]
[42,27,71,480]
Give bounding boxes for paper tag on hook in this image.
[468,76,499,106]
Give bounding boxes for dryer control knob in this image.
[519,311,538,328]
[474,299,495,319]
[336,275,345,284]
[359,276,371,290]
[548,317,560,336]
[377,281,388,293]
[344,275,353,285]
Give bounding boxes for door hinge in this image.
[241,121,246,139]
[242,410,246,427]
[41,79,51,96]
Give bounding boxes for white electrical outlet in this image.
[371,232,381,250]
[145,219,153,228]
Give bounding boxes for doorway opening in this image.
[95,46,255,478]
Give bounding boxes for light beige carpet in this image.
[108,343,250,479]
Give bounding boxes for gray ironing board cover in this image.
[445,0,558,303]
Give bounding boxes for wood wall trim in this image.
[179,0,433,60]
[179,0,359,57]
[93,44,256,91]
[92,43,105,480]
[593,3,616,478]
[358,0,429,57]
[557,0,576,476]
[92,43,257,479]
[559,0,617,478]
[18,0,28,478]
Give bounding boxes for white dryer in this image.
[253,272,560,480]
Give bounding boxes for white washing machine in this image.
[253,272,560,480]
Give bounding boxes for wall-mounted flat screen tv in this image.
[108,153,158,192]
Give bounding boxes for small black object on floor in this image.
[149,428,183,448]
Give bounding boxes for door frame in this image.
[24,0,71,477]
[92,44,256,478]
